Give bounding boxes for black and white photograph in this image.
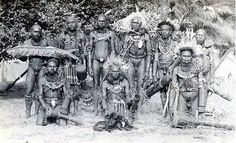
[0,0,235,142]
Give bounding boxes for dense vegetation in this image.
[0,0,235,60]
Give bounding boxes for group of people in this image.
[21,13,214,129]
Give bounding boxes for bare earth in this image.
[0,89,235,143]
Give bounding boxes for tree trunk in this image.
[171,111,235,130]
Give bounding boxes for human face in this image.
[31,26,42,42]
[196,31,206,44]
[149,31,157,39]
[131,20,141,32]
[67,19,77,31]
[181,50,192,64]
[47,61,58,75]
[97,17,107,29]
[111,71,120,80]
[160,25,172,39]
[84,24,92,34]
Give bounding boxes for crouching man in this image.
[168,47,205,119]
[101,59,140,125]
[36,58,71,126]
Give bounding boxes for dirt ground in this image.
[0,85,235,143]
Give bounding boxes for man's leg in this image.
[101,60,108,78]
[93,89,100,116]
[168,88,176,119]
[158,70,170,111]
[34,68,45,114]
[137,58,146,92]
[191,97,199,117]
[127,60,135,89]
[55,106,68,126]
[160,91,168,118]
[36,108,47,126]
[93,59,101,88]
[177,95,188,113]
[25,67,36,118]
[160,91,167,109]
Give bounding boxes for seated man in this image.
[101,59,140,124]
[101,63,130,116]
[36,58,71,126]
[168,47,205,118]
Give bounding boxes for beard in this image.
[68,26,76,32]
[182,60,191,65]
[161,34,170,40]
[98,25,105,29]
[48,71,56,76]
[32,35,42,42]
[113,75,119,81]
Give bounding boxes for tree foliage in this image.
[0,0,235,60]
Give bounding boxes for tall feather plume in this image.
[103,56,130,73]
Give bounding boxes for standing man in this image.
[122,16,151,93]
[58,15,86,115]
[23,23,48,118]
[88,14,115,88]
[58,15,86,64]
[168,47,205,118]
[152,21,178,113]
[194,28,215,108]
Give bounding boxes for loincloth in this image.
[44,98,62,108]
[29,62,45,74]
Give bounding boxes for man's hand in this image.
[198,106,205,114]
[45,105,52,116]
[169,107,174,120]
[144,71,150,81]
[104,109,109,116]
[88,67,93,77]
[60,108,68,115]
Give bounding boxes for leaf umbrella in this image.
[6,45,80,61]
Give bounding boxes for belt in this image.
[128,53,147,59]
[93,57,107,63]
[179,88,199,92]
[158,60,173,68]
[29,62,45,70]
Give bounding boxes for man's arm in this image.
[153,41,158,77]
[110,31,115,57]
[168,42,180,73]
[79,33,86,63]
[101,81,108,113]
[145,34,151,76]
[124,80,131,102]
[88,32,94,70]
[208,45,215,80]
[120,34,129,57]
[37,78,48,109]
[61,77,72,113]
[57,33,65,49]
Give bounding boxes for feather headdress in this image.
[177,25,198,56]
[112,10,162,32]
[103,56,129,73]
